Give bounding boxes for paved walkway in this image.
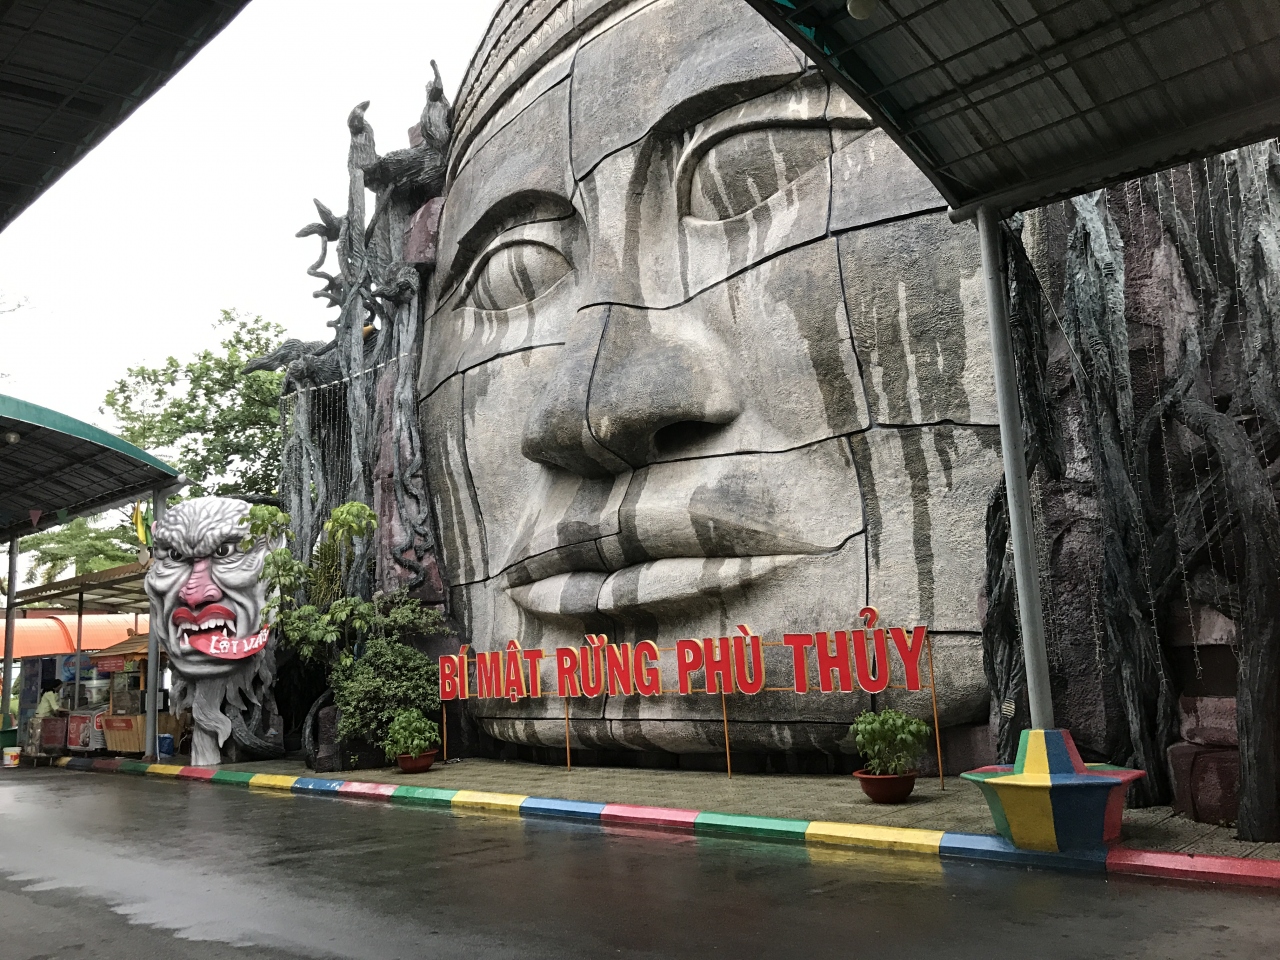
[222,756,1280,860]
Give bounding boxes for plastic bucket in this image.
[2,747,20,768]
[157,734,174,759]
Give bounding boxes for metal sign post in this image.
[1,538,16,730]
[977,205,1054,730]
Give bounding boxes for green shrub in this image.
[331,635,440,751]
[851,709,930,775]
[383,708,440,760]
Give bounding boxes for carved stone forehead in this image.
[438,0,804,286]
[154,498,250,555]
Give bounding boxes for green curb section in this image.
[694,811,811,842]
[210,770,256,786]
[392,785,459,806]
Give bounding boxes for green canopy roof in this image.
[0,393,178,542]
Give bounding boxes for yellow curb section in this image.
[451,790,527,815]
[54,756,71,767]
[805,821,945,854]
[147,764,186,777]
[248,774,300,791]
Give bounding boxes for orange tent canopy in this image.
[8,614,150,659]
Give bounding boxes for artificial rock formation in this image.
[253,66,452,602]
[417,0,1001,759]
[994,144,1280,838]
[144,497,285,766]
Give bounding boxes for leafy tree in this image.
[19,516,137,584]
[102,310,286,499]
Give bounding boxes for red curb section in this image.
[1107,847,1280,887]
[178,766,216,781]
[601,803,700,830]
[338,781,397,800]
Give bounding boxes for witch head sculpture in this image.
[145,497,284,765]
[419,0,1001,758]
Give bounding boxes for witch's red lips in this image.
[172,603,236,629]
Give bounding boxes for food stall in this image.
[90,634,182,754]
[8,614,140,757]
[10,562,165,759]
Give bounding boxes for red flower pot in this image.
[396,750,439,774]
[853,769,918,804]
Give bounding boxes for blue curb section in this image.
[939,833,1108,872]
[519,797,608,820]
[292,777,346,795]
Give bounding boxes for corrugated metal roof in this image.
[746,0,1280,217]
[12,560,153,613]
[0,0,250,232]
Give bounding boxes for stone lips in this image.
[420,0,1002,755]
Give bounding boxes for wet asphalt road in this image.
[1,768,1277,960]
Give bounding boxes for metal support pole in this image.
[144,488,167,759]
[977,205,1055,731]
[73,588,84,714]
[2,538,17,731]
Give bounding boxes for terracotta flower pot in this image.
[853,769,917,804]
[396,750,439,774]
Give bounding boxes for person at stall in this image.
[35,681,65,718]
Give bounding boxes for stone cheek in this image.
[420,376,489,587]
[830,128,946,232]
[839,212,998,427]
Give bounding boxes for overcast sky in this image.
[0,0,495,428]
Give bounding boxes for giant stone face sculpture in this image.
[420,0,1003,757]
[145,497,284,766]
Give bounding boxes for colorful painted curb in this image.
[49,756,1280,889]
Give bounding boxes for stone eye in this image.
[463,241,570,313]
[688,127,832,221]
[213,542,236,559]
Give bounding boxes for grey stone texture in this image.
[419,0,1002,756]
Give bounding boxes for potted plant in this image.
[384,708,441,773]
[850,708,930,803]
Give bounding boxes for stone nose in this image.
[521,303,742,476]
[179,558,223,607]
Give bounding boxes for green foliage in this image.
[254,502,442,662]
[19,516,137,584]
[331,636,441,751]
[851,709,931,776]
[324,502,377,551]
[383,708,440,760]
[253,501,424,663]
[272,589,445,664]
[243,504,292,544]
[102,310,286,499]
[253,500,447,750]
